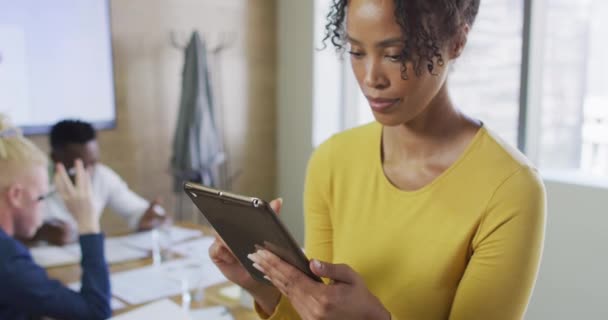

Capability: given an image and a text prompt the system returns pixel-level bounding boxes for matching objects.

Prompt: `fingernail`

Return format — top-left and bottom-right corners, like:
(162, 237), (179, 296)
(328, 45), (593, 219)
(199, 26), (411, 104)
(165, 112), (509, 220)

(264, 275), (271, 281)
(313, 259), (322, 270)
(277, 197), (283, 205)
(252, 263), (265, 272)
(247, 253), (259, 263)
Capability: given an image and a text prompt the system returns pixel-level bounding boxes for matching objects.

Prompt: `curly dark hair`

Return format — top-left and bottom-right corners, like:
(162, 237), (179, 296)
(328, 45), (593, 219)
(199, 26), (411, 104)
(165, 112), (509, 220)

(50, 119), (96, 150)
(323, 0), (481, 79)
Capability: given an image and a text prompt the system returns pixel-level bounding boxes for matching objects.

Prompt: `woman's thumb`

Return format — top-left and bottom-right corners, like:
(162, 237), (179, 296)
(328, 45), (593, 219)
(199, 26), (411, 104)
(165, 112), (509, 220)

(270, 197), (283, 215)
(310, 259), (357, 284)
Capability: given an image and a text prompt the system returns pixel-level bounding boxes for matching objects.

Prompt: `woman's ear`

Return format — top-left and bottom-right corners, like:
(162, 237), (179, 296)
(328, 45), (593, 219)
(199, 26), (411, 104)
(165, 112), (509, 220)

(450, 23), (470, 59)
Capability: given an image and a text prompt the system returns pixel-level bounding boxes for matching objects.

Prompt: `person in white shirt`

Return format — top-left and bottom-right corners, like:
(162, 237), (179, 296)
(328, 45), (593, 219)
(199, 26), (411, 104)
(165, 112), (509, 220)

(33, 120), (167, 245)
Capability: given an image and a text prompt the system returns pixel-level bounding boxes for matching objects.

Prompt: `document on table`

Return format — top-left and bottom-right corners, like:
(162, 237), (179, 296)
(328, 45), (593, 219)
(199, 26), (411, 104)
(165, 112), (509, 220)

(218, 284), (241, 300)
(190, 306), (234, 320)
(67, 282), (128, 311)
(30, 245), (79, 268)
(31, 226), (201, 268)
(111, 297), (127, 311)
(120, 226), (203, 251)
(111, 258), (227, 305)
(169, 236), (215, 258)
(109, 299), (190, 320)
(63, 238), (149, 264)
(109, 300), (235, 320)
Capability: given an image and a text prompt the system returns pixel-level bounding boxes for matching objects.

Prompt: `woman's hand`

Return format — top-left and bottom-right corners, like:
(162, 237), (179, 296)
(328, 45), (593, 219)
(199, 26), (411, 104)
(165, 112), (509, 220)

(54, 159), (99, 234)
(209, 198), (283, 313)
(248, 250), (391, 320)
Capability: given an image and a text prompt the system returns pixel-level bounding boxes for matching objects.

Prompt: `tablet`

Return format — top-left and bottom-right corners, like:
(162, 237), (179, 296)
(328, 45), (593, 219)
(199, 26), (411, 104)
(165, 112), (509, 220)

(183, 182), (322, 285)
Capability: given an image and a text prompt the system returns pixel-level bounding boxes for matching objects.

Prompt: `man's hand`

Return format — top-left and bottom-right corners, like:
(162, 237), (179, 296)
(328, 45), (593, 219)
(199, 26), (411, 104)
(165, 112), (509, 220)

(55, 159), (99, 235)
(34, 219), (75, 245)
(137, 197), (169, 231)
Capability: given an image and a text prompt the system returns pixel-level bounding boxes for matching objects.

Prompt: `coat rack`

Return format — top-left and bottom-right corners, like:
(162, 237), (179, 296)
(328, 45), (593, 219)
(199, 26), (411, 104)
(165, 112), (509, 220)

(168, 29), (239, 222)
(169, 30), (236, 54)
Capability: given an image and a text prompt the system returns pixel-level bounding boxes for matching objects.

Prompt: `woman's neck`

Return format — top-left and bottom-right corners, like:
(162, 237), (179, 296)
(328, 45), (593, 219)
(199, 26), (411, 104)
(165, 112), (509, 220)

(382, 83), (473, 160)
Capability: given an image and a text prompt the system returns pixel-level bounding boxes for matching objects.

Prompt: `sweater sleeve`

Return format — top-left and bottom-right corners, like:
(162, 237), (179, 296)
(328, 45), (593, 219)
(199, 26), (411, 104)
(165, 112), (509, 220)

(0, 234), (111, 320)
(449, 166), (546, 320)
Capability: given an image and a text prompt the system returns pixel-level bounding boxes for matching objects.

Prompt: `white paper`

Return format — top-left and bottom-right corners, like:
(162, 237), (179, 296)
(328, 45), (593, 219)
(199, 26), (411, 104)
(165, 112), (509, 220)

(218, 285), (241, 301)
(29, 245), (79, 268)
(31, 234), (151, 268)
(63, 238), (149, 264)
(169, 237), (215, 258)
(120, 226), (203, 251)
(111, 258), (227, 305)
(109, 299), (190, 320)
(67, 282), (128, 311)
(111, 297), (127, 311)
(190, 306), (234, 320)
(67, 282), (79, 291)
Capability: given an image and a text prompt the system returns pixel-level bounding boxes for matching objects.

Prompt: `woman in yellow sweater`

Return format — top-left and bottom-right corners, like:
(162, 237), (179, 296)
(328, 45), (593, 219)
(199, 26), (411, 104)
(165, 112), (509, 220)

(210, 0), (546, 319)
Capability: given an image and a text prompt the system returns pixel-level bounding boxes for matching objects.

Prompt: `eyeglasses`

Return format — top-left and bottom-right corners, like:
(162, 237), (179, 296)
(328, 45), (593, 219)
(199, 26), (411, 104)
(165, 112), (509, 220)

(36, 189), (56, 202)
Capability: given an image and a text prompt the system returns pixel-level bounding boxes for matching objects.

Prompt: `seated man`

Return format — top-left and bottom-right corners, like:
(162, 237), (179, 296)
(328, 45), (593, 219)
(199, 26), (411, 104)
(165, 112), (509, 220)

(0, 115), (111, 319)
(35, 119), (167, 245)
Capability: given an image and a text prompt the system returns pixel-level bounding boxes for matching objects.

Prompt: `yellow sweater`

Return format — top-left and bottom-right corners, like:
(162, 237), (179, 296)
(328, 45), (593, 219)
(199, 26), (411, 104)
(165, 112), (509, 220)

(261, 122), (546, 320)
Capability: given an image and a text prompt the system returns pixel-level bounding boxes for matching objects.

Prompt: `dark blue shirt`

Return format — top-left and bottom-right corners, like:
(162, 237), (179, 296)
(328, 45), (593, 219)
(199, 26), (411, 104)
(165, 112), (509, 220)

(0, 228), (111, 320)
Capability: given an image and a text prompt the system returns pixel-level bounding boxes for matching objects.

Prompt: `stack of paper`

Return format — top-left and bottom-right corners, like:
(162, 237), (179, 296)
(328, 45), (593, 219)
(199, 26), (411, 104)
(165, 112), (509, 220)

(108, 299), (236, 320)
(63, 238), (149, 264)
(67, 282), (128, 311)
(30, 245), (79, 268)
(109, 299), (189, 320)
(30, 226), (203, 268)
(111, 258), (227, 305)
(169, 237), (215, 258)
(120, 226), (203, 251)
(190, 306), (234, 320)
(218, 285), (241, 300)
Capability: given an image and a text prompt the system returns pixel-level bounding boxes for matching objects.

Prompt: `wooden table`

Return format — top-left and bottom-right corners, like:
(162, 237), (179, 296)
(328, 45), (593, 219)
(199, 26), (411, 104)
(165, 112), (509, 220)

(45, 222), (258, 319)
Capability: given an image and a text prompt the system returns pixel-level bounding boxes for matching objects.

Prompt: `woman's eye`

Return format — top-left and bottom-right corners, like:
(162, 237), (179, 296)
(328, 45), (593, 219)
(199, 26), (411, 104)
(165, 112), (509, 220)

(348, 51), (364, 58)
(386, 55), (401, 63)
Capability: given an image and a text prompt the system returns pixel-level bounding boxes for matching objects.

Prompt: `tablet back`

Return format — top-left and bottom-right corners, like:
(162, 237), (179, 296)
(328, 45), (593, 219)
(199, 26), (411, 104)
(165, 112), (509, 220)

(183, 182), (321, 284)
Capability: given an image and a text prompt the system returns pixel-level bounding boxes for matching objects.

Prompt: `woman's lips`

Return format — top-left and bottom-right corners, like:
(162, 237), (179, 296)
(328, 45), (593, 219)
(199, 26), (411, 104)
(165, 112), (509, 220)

(366, 96), (400, 113)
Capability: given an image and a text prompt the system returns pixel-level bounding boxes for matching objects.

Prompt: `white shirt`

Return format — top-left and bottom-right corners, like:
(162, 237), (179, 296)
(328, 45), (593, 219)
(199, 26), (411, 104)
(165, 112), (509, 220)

(45, 163), (150, 232)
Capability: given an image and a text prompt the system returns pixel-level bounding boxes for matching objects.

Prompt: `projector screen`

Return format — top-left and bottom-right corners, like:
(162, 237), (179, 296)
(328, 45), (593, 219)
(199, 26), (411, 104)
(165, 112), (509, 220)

(0, 0), (116, 134)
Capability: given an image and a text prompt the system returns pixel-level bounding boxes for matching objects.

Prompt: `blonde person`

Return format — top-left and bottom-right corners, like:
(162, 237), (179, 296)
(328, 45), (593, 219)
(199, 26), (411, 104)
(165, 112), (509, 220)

(209, 0), (546, 319)
(0, 115), (111, 319)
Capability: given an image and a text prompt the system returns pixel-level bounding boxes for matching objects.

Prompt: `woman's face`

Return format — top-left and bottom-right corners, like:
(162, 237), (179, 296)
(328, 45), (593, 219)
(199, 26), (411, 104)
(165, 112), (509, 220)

(13, 166), (49, 238)
(346, 0), (451, 126)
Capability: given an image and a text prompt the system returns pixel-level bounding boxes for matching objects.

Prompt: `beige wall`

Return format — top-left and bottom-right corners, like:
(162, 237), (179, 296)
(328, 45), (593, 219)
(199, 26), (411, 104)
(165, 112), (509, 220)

(527, 179), (608, 319)
(31, 0), (277, 234)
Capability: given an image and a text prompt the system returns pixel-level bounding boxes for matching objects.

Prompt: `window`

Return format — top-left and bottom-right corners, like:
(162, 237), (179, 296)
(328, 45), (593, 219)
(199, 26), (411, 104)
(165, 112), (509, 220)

(312, 0), (343, 147)
(536, 0), (608, 177)
(449, 0), (523, 147)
